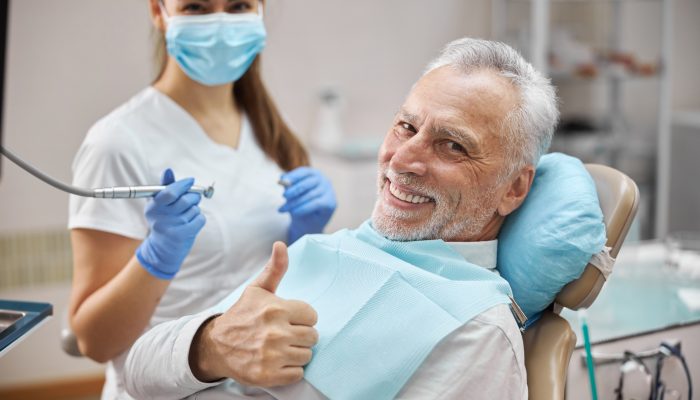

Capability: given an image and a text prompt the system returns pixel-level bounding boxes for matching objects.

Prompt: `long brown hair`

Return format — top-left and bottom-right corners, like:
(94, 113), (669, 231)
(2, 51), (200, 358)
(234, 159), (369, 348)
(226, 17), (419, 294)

(153, 35), (309, 171)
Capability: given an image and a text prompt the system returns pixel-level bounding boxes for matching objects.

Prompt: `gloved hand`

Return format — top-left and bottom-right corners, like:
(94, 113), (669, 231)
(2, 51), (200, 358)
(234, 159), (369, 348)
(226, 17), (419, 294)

(278, 167), (337, 244)
(136, 169), (206, 280)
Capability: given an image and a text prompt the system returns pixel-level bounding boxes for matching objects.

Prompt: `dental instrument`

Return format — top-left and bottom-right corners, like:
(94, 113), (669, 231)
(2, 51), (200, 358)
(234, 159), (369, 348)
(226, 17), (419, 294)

(0, 145), (214, 199)
(277, 178), (291, 188)
(579, 309), (599, 400)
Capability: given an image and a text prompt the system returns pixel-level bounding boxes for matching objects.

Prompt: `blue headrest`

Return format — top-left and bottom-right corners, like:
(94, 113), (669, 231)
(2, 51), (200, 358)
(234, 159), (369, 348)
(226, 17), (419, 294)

(498, 153), (606, 328)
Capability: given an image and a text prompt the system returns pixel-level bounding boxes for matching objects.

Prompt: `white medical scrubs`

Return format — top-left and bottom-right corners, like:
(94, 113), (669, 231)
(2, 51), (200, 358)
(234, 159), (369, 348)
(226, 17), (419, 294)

(123, 240), (528, 400)
(68, 87), (290, 400)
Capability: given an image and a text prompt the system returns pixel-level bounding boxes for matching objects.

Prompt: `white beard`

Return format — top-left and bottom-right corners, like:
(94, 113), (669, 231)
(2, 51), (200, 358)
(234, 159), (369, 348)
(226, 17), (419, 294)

(371, 169), (498, 241)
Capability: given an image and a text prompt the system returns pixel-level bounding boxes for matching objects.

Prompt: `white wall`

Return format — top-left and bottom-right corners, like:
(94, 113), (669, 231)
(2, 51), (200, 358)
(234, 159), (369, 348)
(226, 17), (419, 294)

(261, 0), (492, 141)
(670, 0), (700, 111)
(0, 0), (153, 233)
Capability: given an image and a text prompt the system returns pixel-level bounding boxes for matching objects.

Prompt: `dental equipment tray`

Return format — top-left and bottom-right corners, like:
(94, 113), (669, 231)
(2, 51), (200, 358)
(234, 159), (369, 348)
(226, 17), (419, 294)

(0, 300), (52, 357)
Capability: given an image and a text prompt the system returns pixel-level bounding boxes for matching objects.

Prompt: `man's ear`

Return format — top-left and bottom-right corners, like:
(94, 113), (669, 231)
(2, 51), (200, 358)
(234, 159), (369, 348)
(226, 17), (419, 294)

(497, 165), (535, 217)
(149, 0), (167, 32)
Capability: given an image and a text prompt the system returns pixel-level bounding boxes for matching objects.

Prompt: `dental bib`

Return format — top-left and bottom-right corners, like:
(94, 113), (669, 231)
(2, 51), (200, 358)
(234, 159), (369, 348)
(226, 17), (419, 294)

(212, 221), (512, 400)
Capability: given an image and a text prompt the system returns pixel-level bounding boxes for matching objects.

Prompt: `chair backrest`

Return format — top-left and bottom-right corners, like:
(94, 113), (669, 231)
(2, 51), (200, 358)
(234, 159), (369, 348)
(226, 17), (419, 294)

(555, 164), (640, 310)
(523, 164), (639, 400)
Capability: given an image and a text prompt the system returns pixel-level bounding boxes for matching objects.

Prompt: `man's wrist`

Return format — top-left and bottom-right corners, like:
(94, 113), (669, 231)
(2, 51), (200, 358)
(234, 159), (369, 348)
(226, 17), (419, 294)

(189, 315), (224, 382)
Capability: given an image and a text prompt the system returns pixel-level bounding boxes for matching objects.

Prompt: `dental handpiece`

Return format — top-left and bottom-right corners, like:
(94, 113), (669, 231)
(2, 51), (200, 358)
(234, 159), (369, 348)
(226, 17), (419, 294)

(1, 145), (215, 199)
(94, 185), (215, 199)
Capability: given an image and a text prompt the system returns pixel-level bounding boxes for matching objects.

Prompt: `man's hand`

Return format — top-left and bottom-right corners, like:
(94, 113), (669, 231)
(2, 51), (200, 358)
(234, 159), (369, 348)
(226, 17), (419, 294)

(190, 242), (319, 387)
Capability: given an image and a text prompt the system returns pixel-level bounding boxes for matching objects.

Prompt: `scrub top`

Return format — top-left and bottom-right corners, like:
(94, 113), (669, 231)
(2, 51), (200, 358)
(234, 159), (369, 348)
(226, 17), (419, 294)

(68, 86), (290, 399)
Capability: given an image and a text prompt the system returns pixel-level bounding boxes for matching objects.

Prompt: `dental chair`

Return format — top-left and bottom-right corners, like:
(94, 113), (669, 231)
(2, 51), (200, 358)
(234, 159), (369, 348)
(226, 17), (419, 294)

(522, 164), (639, 400)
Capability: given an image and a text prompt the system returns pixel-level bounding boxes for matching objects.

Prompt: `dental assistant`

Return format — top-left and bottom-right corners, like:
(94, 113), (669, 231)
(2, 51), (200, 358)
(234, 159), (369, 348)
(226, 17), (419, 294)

(67, 1), (336, 398)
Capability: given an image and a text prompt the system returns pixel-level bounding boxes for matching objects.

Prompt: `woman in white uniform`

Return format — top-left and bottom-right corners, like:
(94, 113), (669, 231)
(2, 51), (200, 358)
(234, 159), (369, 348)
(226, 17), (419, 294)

(67, 1), (336, 398)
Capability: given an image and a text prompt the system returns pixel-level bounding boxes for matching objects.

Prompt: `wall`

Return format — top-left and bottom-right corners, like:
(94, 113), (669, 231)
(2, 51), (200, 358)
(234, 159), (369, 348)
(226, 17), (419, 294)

(0, 0), (153, 233)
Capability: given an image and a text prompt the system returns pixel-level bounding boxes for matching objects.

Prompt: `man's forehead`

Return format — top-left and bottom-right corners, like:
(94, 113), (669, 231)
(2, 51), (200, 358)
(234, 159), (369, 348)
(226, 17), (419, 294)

(407, 67), (519, 129)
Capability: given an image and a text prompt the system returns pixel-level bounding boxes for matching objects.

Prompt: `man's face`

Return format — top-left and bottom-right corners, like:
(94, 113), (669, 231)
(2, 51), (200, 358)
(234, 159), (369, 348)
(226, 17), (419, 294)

(371, 66), (520, 242)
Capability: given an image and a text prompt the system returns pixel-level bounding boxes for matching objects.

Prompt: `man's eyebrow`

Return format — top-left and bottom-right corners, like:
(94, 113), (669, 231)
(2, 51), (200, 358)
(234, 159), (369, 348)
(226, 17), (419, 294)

(397, 109), (420, 125)
(434, 125), (478, 149)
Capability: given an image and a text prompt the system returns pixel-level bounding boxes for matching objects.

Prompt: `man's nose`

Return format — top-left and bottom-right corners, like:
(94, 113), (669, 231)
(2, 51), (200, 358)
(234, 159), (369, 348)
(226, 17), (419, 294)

(389, 135), (429, 176)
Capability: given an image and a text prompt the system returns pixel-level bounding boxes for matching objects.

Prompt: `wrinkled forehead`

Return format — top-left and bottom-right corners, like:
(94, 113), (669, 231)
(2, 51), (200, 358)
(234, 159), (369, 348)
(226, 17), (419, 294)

(405, 66), (520, 140)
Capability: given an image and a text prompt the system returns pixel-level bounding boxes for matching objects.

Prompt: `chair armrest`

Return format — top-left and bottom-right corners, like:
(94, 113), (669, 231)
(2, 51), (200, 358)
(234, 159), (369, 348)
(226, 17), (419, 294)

(523, 311), (577, 400)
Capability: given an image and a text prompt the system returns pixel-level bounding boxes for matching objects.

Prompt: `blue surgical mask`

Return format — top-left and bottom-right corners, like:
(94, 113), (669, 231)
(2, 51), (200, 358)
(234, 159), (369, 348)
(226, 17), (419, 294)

(161, 6), (266, 86)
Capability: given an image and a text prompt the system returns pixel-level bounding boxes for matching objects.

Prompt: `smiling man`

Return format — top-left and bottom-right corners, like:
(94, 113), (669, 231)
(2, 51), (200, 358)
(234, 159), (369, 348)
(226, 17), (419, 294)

(123, 38), (558, 400)
(374, 65), (530, 243)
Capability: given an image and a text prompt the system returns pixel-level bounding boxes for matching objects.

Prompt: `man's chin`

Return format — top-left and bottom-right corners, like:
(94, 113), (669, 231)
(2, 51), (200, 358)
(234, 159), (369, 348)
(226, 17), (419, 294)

(370, 212), (439, 242)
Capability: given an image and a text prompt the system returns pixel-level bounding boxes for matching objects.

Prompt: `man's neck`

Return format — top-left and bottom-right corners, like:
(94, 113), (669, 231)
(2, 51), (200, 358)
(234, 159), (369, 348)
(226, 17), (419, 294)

(448, 215), (504, 242)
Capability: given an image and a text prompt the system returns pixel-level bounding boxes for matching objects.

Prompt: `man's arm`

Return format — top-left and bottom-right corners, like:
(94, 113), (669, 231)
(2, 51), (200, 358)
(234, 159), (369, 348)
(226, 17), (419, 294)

(397, 304), (527, 399)
(124, 242), (319, 399)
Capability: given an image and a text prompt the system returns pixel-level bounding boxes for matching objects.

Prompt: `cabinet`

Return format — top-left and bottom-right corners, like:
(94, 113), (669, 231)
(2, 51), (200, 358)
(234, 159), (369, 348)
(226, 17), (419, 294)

(491, 0), (673, 238)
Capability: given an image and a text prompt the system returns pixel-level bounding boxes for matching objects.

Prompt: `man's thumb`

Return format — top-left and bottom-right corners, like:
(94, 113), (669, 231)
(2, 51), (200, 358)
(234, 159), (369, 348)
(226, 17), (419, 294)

(250, 241), (289, 293)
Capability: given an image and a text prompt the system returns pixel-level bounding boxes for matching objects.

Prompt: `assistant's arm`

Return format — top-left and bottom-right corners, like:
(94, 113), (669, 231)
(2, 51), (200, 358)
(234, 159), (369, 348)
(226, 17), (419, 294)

(69, 173), (205, 362)
(69, 229), (170, 362)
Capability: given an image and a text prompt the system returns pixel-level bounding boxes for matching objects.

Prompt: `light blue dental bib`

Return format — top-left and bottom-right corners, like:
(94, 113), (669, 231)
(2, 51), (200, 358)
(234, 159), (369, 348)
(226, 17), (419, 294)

(213, 221), (513, 400)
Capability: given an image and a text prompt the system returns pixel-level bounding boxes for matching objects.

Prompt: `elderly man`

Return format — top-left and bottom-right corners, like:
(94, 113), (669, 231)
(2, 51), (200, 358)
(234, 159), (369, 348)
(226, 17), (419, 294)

(124, 37), (558, 399)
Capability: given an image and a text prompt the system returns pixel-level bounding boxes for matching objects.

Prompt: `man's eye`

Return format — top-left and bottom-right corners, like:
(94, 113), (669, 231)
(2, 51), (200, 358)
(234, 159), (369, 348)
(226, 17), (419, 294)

(447, 141), (468, 155)
(397, 122), (416, 134)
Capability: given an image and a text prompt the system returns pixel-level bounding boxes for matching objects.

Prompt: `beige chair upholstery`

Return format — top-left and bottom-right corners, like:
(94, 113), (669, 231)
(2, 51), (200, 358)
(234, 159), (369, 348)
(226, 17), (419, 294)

(523, 164), (639, 400)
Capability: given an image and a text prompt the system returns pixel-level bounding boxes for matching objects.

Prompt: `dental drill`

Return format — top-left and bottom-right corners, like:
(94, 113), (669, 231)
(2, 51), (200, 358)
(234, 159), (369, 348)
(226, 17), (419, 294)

(0, 145), (215, 199)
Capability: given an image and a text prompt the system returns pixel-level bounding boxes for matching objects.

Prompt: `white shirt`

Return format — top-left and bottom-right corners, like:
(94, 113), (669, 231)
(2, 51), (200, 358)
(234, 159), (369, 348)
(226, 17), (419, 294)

(123, 240), (528, 399)
(69, 87), (290, 399)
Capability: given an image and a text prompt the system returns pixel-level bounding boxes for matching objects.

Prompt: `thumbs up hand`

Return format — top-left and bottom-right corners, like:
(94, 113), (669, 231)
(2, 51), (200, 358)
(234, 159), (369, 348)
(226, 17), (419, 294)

(250, 241), (290, 293)
(190, 242), (319, 387)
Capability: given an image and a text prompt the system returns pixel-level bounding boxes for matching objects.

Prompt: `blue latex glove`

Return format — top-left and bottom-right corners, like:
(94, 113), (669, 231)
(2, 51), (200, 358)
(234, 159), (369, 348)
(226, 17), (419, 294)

(136, 169), (206, 280)
(279, 167), (337, 244)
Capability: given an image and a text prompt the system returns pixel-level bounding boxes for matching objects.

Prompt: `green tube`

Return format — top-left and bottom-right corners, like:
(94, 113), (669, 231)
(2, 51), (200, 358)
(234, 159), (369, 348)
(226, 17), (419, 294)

(579, 309), (598, 400)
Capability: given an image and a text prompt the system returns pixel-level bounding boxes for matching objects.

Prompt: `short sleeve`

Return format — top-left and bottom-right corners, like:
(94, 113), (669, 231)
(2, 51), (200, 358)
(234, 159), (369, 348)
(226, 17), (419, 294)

(68, 117), (152, 239)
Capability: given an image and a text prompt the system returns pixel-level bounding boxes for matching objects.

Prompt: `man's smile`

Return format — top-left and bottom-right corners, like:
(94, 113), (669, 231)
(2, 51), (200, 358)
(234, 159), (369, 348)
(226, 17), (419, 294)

(381, 177), (435, 212)
(388, 181), (432, 204)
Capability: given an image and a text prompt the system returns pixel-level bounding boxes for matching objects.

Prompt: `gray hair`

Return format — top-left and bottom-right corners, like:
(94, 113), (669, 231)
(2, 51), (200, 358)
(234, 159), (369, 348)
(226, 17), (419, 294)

(425, 38), (559, 177)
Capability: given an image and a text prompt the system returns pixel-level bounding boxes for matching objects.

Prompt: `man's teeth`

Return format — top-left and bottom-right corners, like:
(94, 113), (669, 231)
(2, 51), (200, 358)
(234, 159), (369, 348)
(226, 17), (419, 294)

(389, 182), (431, 204)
